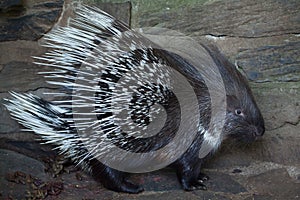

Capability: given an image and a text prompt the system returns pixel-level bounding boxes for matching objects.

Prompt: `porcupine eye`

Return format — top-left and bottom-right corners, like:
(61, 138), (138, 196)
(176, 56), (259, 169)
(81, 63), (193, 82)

(234, 109), (243, 116)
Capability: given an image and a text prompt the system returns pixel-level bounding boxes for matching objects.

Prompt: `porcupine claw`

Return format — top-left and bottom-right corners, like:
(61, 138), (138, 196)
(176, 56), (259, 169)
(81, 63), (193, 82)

(182, 173), (209, 191)
(198, 172), (209, 182)
(177, 169), (208, 191)
(183, 181), (207, 191)
(178, 172), (208, 191)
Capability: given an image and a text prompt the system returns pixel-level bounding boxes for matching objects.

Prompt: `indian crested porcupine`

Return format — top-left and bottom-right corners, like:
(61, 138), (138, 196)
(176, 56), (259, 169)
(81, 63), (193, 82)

(5, 4), (265, 193)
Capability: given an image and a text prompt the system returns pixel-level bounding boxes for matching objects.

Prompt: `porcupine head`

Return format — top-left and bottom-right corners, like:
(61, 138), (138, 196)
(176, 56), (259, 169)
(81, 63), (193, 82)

(5, 3), (265, 193)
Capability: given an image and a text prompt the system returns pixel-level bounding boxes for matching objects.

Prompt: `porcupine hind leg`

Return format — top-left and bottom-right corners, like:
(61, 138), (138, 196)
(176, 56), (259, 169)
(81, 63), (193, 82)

(89, 158), (144, 193)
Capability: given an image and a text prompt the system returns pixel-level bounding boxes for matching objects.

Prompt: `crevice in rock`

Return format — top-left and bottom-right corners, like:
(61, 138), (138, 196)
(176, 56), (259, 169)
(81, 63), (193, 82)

(268, 118), (300, 131)
(0, 86), (59, 95)
(202, 32), (300, 39)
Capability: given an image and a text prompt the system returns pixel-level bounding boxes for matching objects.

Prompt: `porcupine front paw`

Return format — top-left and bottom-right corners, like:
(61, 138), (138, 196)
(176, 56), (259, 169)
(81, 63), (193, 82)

(180, 178), (207, 191)
(182, 172), (209, 191)
(177, 169), (208, 191)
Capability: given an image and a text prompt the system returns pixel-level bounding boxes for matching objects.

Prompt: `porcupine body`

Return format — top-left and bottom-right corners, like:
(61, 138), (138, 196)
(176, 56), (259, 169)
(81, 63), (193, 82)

(5, 5), (265, 193)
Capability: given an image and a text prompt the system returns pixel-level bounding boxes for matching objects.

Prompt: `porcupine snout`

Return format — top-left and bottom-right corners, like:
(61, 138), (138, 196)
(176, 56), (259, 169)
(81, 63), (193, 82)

(249, 124), (265, 140)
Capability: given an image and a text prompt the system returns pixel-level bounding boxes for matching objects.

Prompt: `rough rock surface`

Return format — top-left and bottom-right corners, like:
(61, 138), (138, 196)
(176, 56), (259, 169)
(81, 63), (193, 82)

(0, 0), (64, 41)
(0, 0), (299, 199)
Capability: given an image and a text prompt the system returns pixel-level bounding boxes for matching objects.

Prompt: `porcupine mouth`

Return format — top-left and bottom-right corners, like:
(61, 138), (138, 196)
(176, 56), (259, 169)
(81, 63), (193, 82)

(229, 129), (263, 144)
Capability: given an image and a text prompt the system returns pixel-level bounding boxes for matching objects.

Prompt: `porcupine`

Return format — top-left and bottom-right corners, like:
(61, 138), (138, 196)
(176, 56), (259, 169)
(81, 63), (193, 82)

(5, 5), (265, 193)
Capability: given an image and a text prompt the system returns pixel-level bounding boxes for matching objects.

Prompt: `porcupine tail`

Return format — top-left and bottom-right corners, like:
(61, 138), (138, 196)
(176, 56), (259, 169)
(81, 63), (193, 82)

(5, 92), (144, 193)
(4, 92), (86, 161)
